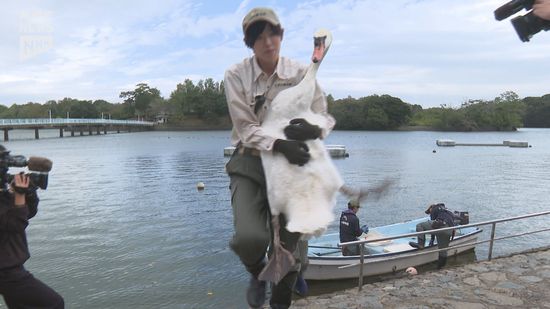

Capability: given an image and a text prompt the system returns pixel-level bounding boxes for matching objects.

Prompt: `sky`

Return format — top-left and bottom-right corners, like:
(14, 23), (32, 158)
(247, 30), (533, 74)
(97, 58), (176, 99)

(0, 0), (549, 108)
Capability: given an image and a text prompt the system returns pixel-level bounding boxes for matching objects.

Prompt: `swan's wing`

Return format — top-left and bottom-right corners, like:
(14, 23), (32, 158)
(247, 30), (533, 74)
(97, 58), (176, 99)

(340, 178), (396, 203)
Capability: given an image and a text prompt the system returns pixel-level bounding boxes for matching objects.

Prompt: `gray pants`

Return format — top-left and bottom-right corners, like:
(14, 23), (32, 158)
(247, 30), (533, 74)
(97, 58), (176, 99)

(342, 244), (360, 256)
(294, 239), (309, 275)
(226, 152), (300, 307)
(416, 220), (452, 258)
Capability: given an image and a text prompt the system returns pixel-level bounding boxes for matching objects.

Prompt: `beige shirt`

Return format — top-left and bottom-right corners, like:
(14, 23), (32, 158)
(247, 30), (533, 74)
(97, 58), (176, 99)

(224, 56), (335, 151)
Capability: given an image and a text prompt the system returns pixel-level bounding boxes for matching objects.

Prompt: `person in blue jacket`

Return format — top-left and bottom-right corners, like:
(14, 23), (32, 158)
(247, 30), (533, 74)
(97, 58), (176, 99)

(339, 200), (368, 256)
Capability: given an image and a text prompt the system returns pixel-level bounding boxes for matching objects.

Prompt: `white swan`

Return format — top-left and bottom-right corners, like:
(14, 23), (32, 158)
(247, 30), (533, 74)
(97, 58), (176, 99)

(258, 29), (339, 284)
(257, 29), (394, 283)
(260, 28), (339, 238)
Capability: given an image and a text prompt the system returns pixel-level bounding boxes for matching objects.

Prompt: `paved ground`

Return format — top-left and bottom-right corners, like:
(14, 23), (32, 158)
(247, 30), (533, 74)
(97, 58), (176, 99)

(290, 247), (550, 309)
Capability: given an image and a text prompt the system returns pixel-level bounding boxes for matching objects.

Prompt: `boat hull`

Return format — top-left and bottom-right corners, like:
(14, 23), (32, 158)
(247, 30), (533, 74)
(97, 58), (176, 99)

(304, 217), (481, 280)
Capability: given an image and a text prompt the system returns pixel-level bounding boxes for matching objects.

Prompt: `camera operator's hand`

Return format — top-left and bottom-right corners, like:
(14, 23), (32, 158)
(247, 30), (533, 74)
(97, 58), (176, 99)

(534, 0), (550, 20)
(10, 173), (29, 207)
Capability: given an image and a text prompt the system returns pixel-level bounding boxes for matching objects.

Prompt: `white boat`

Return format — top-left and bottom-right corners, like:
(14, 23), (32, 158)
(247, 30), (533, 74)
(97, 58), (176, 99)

(304, 217), (481, 280)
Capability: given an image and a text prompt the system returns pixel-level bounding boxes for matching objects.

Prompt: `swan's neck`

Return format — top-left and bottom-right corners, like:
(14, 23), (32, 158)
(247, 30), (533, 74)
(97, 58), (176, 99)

(304, 62), (320, 83)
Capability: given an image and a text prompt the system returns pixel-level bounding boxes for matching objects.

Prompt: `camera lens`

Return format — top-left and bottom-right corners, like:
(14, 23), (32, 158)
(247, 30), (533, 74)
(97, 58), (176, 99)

(512, 11), (550, 42)
(494, 0), (527, 21)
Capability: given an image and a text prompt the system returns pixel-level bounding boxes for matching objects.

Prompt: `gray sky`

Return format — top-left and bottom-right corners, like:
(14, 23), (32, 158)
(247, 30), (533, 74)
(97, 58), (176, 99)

(1, 0), (549, 108)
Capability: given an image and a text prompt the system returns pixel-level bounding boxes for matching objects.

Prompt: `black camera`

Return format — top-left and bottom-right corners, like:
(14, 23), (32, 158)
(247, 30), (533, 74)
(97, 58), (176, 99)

(0, 145), (52, 192)
(495, 0), (550, 42)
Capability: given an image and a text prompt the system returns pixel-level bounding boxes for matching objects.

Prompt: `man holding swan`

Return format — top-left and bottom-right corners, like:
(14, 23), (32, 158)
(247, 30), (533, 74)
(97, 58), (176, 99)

(224, 7), (335, 309)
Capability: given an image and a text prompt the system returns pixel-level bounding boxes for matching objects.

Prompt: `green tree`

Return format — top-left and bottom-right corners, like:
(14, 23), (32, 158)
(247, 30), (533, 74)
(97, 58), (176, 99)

(523, 94), (550, 127)
(490, 91), (524, 130)
(365, 106), (389, 129)
(52, 98), (95, 118)
(1, 103), (23, 118)
(169, 79), (200, 116)
(329, 96), (364, 129)
(120, 83), (162, 119)
(328, 94), (411, 130)
(168, 78), (227, 121)
(93, 99), (113, 118)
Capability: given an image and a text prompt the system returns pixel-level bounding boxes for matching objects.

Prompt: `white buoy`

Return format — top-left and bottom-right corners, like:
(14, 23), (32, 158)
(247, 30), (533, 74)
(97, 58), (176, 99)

(197, 182), (205, 190)
(405, 267), (417, 275)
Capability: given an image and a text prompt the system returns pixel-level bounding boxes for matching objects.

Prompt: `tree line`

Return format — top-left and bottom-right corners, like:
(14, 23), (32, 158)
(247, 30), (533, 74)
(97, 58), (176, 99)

(329, 90), (550, 131)
(1, 79), (549, 131)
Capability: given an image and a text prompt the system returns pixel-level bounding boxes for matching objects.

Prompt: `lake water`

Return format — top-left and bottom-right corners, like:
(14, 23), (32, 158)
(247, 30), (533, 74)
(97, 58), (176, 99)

(1, 129), (549, 308)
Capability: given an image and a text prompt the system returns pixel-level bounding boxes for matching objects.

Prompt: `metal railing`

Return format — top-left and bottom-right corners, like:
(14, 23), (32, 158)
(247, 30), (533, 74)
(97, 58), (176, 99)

(339, 210), (550, 290)
(0, 118), (155, 126)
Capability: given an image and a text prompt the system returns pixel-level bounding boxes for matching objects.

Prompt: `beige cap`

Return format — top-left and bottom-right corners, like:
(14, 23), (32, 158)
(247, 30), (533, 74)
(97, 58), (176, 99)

(348, 200), (360, 208)
(242, 7), (280, 34)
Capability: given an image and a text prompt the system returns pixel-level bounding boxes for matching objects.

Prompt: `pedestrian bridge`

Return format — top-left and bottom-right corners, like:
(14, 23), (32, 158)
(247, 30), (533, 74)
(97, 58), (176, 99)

(0, 118), (155, 141)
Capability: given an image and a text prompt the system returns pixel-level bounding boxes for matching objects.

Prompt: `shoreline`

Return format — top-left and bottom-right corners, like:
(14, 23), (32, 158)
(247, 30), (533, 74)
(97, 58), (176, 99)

(152, 125), (521, 132)
(290, 246), (550, 308)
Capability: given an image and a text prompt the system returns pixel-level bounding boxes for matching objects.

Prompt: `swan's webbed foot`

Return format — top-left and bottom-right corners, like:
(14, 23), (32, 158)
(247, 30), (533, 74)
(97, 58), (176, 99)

(258, 215), (296, 284)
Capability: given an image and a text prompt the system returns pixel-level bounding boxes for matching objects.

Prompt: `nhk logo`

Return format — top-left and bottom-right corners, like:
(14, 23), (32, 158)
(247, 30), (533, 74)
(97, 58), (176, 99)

(19, 9), (54, 61)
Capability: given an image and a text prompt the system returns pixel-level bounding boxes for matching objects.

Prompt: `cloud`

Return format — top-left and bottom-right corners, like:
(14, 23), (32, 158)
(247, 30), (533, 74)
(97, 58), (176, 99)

(0, 0), (548, 107)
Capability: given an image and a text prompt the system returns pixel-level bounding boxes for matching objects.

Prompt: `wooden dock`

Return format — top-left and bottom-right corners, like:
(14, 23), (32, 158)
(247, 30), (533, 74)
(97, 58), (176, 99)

(436, 139), (529, 148)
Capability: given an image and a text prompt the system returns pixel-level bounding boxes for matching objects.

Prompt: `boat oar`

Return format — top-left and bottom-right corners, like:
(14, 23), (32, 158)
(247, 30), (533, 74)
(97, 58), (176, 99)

(308, 245), (340, 249)
(313, 250), (343, 256)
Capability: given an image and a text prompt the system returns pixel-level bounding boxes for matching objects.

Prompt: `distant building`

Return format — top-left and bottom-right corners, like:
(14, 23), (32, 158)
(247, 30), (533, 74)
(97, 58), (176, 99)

(155, 112), (168, 124)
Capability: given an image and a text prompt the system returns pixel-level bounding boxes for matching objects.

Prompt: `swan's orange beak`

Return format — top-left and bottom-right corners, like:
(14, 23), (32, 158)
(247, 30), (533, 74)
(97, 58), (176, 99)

(312, 36), (326, 63)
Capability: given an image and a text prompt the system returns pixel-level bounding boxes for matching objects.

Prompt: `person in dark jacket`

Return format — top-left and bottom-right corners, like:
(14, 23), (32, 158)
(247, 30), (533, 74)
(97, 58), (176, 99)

(339, 200), (368, 256)
(0, 173), (64, 309)
(409, 203), (456, 268)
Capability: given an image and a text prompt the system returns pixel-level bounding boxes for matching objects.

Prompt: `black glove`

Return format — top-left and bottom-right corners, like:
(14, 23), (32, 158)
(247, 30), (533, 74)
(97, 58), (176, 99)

(273, 139), (310, 166)
(283, 118), (322, 141)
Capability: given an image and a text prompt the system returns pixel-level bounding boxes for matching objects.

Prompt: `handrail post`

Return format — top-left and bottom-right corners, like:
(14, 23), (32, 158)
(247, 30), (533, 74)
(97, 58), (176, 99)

(488, 222), (496, 260)
(358, 244), (365, 291)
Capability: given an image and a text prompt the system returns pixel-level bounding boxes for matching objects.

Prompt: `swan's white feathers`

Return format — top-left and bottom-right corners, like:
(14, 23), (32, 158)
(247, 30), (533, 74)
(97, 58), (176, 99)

(260, 29), (340, 237)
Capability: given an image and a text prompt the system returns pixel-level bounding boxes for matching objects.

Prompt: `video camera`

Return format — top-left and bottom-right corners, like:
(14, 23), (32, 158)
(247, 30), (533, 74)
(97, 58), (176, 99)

(0, 145), (52, 192)
(495, 0), (550, 42)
